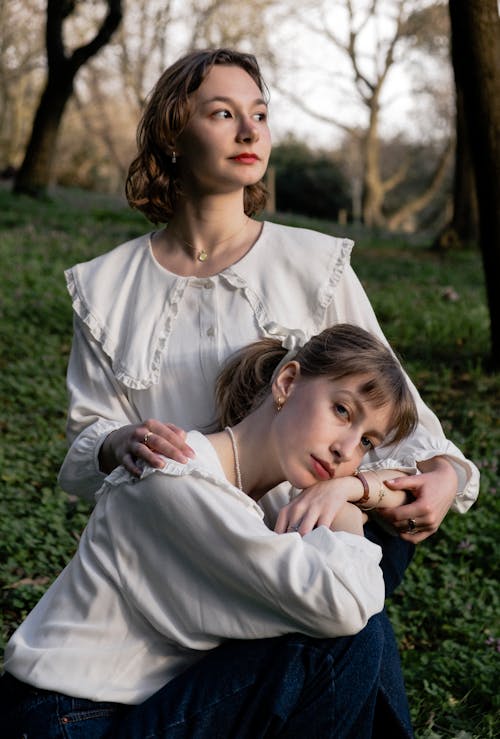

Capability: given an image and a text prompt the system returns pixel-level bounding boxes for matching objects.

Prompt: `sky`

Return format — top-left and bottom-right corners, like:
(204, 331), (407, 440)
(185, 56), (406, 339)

(263, 0), (453, 149)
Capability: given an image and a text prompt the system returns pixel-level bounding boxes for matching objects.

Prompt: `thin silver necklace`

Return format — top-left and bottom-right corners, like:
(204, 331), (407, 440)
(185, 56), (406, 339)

(224, 426), (242, 491)
(168, 218), (249, 262)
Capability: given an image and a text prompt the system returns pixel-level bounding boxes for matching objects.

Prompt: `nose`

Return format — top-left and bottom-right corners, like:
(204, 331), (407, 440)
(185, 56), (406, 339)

(330, 430), (360, 463)
(236, 115), (259, 143)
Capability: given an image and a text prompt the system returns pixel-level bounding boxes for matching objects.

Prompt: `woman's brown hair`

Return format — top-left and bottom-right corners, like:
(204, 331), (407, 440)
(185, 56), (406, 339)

(216, 324), (418, 446)
(125, 48), (269, 223)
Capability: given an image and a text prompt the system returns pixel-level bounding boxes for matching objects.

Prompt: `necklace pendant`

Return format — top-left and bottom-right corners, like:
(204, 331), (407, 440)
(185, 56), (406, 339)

(197, 250), (208, 262)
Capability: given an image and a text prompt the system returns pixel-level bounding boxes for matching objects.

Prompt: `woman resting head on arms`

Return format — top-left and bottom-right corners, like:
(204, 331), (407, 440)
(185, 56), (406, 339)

(58, 47), (478, 547)
(3, 324), (418, 738)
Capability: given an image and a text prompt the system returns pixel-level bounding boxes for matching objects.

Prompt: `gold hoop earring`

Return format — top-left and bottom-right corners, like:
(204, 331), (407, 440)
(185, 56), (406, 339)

(275, 396), (284, 412)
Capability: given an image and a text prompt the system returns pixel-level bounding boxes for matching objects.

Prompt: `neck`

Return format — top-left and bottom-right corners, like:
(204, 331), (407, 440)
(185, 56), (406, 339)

(210, 403), (284, 501)
(169, 192), (249, 253)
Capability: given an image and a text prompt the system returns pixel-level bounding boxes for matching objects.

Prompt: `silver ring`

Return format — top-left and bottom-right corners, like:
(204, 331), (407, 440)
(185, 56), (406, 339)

(288, 523), (300, 532)
(143, 431), (153, 448)
(406, 518), (417, 533)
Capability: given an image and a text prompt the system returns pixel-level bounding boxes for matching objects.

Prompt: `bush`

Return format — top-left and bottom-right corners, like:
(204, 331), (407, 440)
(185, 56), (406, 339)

(270, 138), (351, 221)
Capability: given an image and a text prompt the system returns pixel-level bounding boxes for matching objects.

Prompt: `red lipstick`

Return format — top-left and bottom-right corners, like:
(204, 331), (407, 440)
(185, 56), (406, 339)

(231, 153), (259, 163)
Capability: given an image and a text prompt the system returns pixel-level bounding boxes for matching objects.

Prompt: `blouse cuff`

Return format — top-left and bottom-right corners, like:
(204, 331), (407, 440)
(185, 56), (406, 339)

(58, 419), (124, 500)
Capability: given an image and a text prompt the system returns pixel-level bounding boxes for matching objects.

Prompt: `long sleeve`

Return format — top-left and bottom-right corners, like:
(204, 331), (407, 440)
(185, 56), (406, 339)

(109, 466), (385, 643)
(4, 444), (385, 704)
(327, 265), (479, 512)
(57, 317), (140, 500)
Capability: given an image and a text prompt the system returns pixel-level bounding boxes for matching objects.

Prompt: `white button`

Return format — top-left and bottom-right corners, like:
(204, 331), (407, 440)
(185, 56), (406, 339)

(204, 281), (214, 289)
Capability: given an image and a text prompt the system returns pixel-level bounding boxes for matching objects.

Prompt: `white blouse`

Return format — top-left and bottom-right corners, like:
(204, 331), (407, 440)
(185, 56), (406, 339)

(57, 221), (479, 510)
(5, 432), (385, 704)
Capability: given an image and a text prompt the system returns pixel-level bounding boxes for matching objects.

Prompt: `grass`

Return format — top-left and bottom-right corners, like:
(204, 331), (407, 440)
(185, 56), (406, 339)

(1, 187), (499, 738)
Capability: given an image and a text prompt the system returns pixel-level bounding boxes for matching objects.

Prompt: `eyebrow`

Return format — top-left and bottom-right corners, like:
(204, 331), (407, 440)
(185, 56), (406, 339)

(337, 388), (388, 443)
(201, 96), (268, 107)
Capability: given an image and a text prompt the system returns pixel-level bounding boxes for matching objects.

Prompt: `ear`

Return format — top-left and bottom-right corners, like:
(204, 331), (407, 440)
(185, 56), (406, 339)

(273, 361), (301, 401)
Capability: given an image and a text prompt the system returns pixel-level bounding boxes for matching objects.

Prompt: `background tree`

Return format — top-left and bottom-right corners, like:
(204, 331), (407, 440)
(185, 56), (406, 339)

(277, 0), (453, 229)
(0, 0), (45, 173)
(13, 0), (122, 197)
(448, 0), (500, 367)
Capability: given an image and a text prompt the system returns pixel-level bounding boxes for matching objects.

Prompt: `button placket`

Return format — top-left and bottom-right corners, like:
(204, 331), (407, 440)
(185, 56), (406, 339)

(199, 279), (217, 339)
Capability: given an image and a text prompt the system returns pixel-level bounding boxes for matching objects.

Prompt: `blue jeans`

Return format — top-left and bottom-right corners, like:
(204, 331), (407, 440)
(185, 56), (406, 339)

(1, 613), (410, 738)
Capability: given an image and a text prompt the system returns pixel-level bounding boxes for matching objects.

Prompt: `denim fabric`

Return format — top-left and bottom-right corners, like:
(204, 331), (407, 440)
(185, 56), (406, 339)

(0, 675), (119, 738)
(2, 522), (414, 739)
(2, 615), (400, 738)
(364, 520), (415, 597)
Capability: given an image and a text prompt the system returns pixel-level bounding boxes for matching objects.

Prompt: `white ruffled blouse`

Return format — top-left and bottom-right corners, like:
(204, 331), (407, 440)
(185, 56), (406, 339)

(5, 432), (385, 704)
(58, 221), (479, 511)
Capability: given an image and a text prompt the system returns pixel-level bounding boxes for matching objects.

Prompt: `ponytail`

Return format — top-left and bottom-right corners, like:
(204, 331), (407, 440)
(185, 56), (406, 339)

(215, 338), (287, 427)
(216, 324), (418, 446)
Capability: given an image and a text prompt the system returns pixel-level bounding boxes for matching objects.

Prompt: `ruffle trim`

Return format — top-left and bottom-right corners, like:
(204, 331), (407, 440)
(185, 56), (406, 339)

(222, 234), (354, 340)
(141, 279), (187, 391)
(65, 267), (118, 374)
(66, 228), (353, 390)
(315, 237), (354, 323)
(96, 455), (264, 518)
(66, 264), (188, 390)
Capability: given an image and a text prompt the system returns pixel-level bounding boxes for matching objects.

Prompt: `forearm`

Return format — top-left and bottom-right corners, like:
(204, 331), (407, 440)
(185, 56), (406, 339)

(331, 267), (480, 508)
(352, 469), (409, 512)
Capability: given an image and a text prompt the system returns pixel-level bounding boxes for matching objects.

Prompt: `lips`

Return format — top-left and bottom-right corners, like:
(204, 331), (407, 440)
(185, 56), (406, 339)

(231, 153), (259, 163)
(311, 455), (334, 481)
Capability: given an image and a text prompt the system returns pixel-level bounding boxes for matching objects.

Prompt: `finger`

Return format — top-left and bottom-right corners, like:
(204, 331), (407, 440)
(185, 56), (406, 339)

(141, 421), (195, 459)
(399, 529), (431, 544)
(275, 508), (292, 534)
(164, 423), (188, 439)
(380, 499), (425, 524)
(122, 453), (143, 478)
(132, 442), (167, 469)
(295, 510), (320, 535)
(384, 475), (420, 491)
(140, 432), (193, 464)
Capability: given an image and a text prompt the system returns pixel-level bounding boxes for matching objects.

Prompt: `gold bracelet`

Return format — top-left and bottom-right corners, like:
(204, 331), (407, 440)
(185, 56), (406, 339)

(360, 471), (386, 511)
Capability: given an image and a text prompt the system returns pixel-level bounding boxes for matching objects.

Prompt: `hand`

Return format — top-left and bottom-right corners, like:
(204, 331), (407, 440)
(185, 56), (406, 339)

(274, 477), (359, 536)
(99, 419), (195, 477)
(377, 457), (458, 543)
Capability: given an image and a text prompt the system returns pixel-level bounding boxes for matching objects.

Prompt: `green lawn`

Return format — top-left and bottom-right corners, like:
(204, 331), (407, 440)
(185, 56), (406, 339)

(1, 186), (498, 738)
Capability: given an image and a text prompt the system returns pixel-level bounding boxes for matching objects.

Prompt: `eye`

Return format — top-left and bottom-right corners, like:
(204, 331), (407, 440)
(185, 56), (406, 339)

(212, 109), (232, 119)
(360, 436), (375, 450)
(253, 111), (267, 122)
(334, 403), (349, 419)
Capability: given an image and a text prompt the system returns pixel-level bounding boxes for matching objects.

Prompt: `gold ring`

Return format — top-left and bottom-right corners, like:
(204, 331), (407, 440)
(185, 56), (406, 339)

(143, 431), (153, 447)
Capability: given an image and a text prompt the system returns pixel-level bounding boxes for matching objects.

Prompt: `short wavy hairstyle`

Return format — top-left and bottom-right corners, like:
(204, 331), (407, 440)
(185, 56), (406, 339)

(125, 48), (270, 224)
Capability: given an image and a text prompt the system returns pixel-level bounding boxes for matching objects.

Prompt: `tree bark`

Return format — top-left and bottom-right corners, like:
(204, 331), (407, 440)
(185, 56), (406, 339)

(448, 0), (500, 366)
(14, 0), (122, 197)
(434, 22), (479, 249)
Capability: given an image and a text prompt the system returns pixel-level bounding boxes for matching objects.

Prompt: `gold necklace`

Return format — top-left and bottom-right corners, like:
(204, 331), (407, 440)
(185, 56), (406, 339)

(168, 218), (249, 262)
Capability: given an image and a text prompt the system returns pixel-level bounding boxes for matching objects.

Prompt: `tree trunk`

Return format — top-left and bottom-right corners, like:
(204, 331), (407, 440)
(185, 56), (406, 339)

(386, 140), (453, 232)
(14, 72), (74, 196)
(14, 0), (122, 198)
(448, 0), (500, 367)
(362, 103), (385, 228)
(434, 26), (479, 249)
